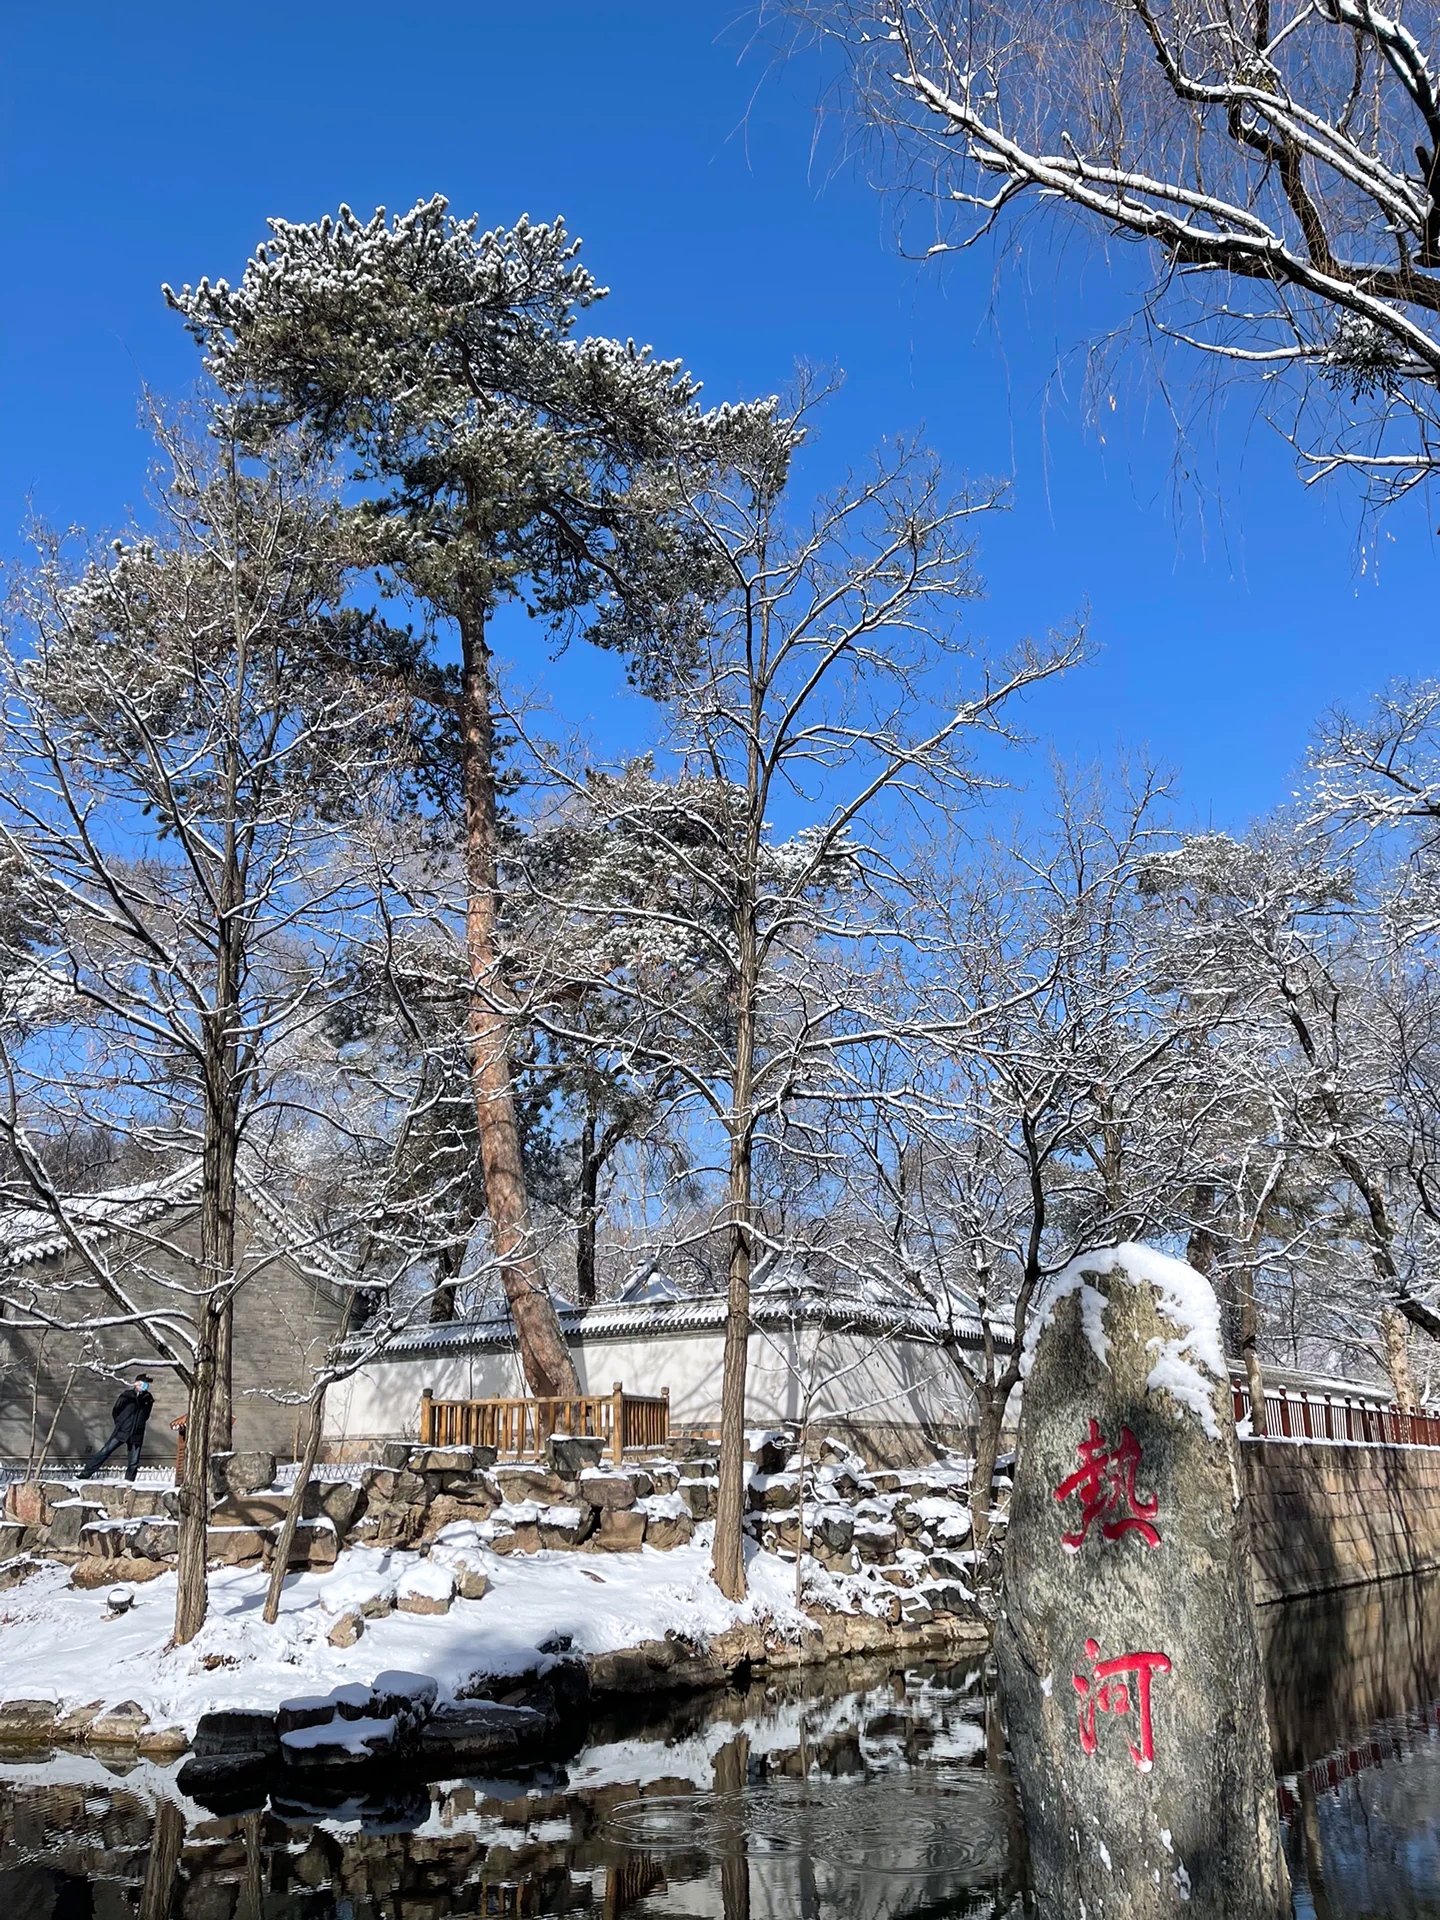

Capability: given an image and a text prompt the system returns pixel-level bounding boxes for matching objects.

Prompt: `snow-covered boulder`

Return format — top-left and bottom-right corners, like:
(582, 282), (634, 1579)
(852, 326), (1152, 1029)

(536, 1505), (595, 1549)
(395, 1559), (455, 1616)
(1000, 1243), (1288, 1920)
(578, 1468), (637, 1511)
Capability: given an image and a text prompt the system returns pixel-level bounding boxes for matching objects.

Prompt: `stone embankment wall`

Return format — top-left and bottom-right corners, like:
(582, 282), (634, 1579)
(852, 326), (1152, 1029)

(1244, 1439), (1440, 1603)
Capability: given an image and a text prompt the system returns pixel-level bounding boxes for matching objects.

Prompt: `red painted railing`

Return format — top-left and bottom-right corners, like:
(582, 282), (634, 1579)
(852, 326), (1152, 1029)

(1232, 1383), (1440, 1448)
(1275, 1700), (1440, 1819)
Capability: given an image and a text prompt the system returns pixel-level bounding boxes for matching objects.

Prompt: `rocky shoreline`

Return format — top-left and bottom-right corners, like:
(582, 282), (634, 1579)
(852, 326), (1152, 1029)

(0, 1653), (1014, 1916)
(0, 1609), (988, 1806)
(0, 1428), (993, 1800)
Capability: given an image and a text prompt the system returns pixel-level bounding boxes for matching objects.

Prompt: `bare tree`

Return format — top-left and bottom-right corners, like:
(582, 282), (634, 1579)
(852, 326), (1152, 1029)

(744, 1282), (924, 1606)
(791, 0), (1440, 501)
(0, 414), (425, 1642)
(522, 394), (1080, 1597)
(839, 766), (1205, 1553)
(1146, 820), (1440, 1401)
(1310, 677), (1440, 843)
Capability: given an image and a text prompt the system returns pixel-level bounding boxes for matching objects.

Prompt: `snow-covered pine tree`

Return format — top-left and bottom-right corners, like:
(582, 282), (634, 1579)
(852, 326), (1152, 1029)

(323, 851), (582, 1326)
(166, 199), (780, 1398)
(514, 760), (747, 1304)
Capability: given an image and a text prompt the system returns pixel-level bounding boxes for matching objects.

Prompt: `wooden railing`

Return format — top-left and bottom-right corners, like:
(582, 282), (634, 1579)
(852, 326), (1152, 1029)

(419, 1381), (669, 1465)
(1232, 1382), (1440, 1449)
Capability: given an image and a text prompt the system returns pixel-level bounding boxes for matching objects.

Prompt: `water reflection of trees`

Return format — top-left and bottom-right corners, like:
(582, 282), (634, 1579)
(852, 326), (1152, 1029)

(1266, 1571), (1440, 1919)
(0, 1658), (1026, 1920)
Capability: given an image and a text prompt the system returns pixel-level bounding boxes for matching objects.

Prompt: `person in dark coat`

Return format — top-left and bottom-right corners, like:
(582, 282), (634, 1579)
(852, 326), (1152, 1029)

(82, 1374), (155, 1480)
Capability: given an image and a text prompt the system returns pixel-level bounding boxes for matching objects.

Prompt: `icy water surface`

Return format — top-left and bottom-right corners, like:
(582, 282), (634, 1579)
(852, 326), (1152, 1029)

(2, 1574), (1438, 1918)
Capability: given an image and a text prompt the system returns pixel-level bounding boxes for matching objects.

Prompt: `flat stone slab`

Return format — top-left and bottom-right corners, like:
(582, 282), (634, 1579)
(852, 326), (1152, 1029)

(577, 1470), (637, 1511)
(192, 1709), (282, 1760)
(0, 1699), (58, 1740)
(280, 1713), (399, 1767)
(418, 1701), (552, 1764)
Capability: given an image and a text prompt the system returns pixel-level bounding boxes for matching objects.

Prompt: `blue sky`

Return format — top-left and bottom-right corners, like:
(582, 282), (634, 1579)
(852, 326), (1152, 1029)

(2, 1), (1435, 833)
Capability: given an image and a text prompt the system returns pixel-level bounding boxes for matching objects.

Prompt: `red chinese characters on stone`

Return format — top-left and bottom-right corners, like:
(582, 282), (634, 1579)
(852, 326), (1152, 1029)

(1072, 1638), (1172, 1772)
(1053, 1417), (1161, 1552)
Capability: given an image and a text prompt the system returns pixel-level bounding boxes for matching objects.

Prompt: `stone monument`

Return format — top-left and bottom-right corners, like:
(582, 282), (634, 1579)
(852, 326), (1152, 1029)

(996, 1244), (1290, 1918)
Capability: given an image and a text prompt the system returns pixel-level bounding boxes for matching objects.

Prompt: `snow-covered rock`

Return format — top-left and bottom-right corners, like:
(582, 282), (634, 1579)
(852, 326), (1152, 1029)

(395, 1560), (455, 1616)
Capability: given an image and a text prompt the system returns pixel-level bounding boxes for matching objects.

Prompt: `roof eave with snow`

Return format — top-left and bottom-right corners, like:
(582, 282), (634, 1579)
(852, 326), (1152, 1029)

(351, 1293), (1011, 1360)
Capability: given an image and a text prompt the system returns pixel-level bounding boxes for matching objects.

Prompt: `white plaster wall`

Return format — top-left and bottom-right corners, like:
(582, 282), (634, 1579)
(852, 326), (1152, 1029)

(324, 1325), (975, 1444)
(747, 1324), (972, 1430)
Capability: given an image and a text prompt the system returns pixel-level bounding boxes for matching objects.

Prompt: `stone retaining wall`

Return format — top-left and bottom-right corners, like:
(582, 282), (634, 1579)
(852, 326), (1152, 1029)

(0, 1432), (983, 1636)
(1243, 1438), (1440, 1603)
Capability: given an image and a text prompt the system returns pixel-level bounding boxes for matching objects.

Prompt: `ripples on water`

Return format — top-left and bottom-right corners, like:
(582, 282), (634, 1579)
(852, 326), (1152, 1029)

(2, 1575), (1438, 1918)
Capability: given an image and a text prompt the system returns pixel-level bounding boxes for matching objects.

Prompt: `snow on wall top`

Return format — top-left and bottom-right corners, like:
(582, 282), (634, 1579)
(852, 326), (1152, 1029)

(1021, 1242), (1228, 1440)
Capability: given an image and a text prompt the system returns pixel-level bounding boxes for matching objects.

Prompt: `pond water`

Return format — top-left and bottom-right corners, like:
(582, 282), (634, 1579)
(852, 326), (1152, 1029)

(2, 1572), (1437, 1918)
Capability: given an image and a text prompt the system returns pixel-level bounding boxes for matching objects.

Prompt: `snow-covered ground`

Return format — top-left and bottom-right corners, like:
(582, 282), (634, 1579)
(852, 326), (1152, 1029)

(0, 1526), (855, 1737)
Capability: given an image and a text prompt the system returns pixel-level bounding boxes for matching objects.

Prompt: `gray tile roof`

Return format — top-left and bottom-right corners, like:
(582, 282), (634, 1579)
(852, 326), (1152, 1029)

(0, 1158), (348, 1290)
(0, 1163), (204, 1269)
(364, 1286), (1010, 1358)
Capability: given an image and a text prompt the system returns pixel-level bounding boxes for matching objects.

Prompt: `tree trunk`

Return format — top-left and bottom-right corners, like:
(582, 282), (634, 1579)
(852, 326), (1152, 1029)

(713, 1732), (752, 1920)
(429, 1241), (462, 1323)
(263, 1385), (327, 1625)
(139, 1797), (185, 1920)
(33, 1363), (77, 1479)
(213, 1295), (233, 1451)
(963, 1249), (1012, 1562)
(24, 1335), (45, 1479)
(577, 1095), (599, 1306)
(458, 607), (578, 1397)
(970, 1385), (1006, 1554)
(172, 1297), (219, 1645)
(1187, 1197), (1242, 1354)
(793, 1411), (811, 1608)
(240, 1810), (265, 1920)
(176, 1007), (240, 1644)
(1186, 1187), (1219, 1291)
(203, 1127), (237, 1456)
(264, 1292), (355, 1624)
(713, 1096), (755, 1600)
(262, 1265), (367, 1628)
(1394, 1289), (1440, 1342)
(1240, 1265), (1268, 1437)
(207, 737), (242, 1456)
(1382, 1304), (1418, 1413)
(714, 753), (763, 1606)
